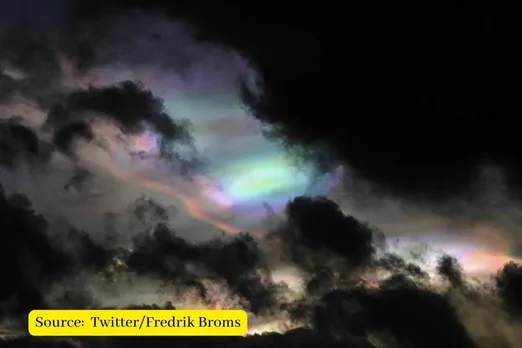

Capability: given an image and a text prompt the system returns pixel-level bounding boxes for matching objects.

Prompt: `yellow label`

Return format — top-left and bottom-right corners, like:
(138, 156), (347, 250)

(28, 310), (248, 336)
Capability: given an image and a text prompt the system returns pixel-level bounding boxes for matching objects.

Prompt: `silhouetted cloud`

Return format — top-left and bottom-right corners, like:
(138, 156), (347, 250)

(0, 118), (49, 168)
(46, 81), (193, 153)
(496, 262), (522, 316)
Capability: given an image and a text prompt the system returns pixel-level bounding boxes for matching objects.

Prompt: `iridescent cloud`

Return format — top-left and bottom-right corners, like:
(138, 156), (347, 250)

(82, 56), (338, 233)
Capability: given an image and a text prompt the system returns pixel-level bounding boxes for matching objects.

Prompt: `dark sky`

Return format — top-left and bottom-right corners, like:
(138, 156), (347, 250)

(2, 1), (522, 348)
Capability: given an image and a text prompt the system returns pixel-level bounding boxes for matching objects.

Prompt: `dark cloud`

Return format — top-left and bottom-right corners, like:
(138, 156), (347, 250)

(267, 196), (378, 297)
(353, 277), (477, 348)
(284, 196), (376, 267)
(311, 280), (479, 348)
(496, 261), (522, 316)
(52, 120), (94, 155)
(47, 81), (188, 141)
(437, 255), (465, 288)
(0, 118), (50, 168)
(0, 185), (66, 316)
(46, 81), (193, 156)
(237, 5), (522, 203)
(375, 253), (429, 281)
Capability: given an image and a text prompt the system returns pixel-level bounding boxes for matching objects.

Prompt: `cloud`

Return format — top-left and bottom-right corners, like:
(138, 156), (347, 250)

(0, 183), (481, 347)
(2, 2), (522, 348)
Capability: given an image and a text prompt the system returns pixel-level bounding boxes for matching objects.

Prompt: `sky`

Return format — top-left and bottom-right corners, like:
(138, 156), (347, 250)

(93, 56), (338, 233)
(3, 3), (522, 348)
(0, 9), (519, 277)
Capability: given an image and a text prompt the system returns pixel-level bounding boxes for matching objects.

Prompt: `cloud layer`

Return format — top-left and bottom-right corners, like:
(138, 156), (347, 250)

(2, 2), (522, 348)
